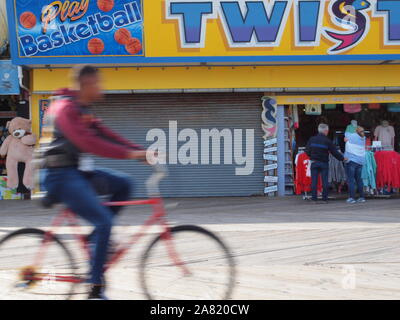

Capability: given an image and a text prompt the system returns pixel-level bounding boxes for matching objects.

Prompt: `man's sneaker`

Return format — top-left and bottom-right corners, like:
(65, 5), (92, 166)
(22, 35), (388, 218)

(357, 198), (366, 203)
(346, 198), (356, 204)
(88, 284), (108, 300)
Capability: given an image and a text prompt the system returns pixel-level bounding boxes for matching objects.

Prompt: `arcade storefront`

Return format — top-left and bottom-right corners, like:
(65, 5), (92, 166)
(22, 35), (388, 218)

(5, 0), (400, 198)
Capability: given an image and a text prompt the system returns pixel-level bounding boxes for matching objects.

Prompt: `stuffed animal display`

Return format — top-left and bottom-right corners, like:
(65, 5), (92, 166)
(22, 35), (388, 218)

(0, 117), (36, 189)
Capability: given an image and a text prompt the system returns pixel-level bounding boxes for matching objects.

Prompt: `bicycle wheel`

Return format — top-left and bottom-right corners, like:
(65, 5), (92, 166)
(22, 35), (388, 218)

(140, 225), (236, 300)
(0, 228), (79, 300)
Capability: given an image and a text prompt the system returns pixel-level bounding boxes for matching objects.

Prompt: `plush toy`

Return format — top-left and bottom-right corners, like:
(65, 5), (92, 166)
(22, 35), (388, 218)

(0, 117), (36, 189)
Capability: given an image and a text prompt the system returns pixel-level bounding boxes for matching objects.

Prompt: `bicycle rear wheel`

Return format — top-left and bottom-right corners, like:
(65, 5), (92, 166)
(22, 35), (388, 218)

(0, 228), (79, 300)
(140, 225), (236, 300)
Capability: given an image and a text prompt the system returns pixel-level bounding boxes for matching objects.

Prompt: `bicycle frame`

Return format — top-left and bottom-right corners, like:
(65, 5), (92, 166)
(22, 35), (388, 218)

(31, 196), (189, 285)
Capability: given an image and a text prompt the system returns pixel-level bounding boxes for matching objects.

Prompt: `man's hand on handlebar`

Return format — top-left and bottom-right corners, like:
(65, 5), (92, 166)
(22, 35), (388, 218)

(128, 150), (148, 161)
(128, 150), (159, 165)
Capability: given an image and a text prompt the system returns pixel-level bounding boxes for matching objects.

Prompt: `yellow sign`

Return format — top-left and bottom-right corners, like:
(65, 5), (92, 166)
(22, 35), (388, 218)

(144, 0), (400, 61)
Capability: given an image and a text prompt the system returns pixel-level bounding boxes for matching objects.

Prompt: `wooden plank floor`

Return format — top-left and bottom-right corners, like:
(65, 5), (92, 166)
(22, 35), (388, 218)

(1, 196), (400, 299)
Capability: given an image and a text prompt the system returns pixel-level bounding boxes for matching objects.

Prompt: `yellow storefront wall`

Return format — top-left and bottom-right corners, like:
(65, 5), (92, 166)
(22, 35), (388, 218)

(31, 64), (400, 138)
(32, 65), (400, 92)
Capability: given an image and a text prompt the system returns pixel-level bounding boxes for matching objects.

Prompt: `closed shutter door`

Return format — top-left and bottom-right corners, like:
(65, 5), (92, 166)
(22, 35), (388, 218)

(93, 92), (264, 198)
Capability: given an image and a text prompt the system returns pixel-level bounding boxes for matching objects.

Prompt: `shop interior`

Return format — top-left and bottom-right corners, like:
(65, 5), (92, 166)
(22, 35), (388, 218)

(286, 102), (400, 198)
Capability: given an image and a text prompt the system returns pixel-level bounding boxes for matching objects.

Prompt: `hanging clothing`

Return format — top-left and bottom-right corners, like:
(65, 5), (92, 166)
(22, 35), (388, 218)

(344, 104), (362, 113)
(374, 125), (395, 149)
(295, 152), (322, 195)
(368, 103), (380, 110)
(292, 105), (299, 129)
(328, 152), (347, 183)
(305, 104), (322, 115)
(374, 151), (400, 190)
(361, 151), (376, 189)
(345, 124), (357, 134)
(387, 103), (400, 112)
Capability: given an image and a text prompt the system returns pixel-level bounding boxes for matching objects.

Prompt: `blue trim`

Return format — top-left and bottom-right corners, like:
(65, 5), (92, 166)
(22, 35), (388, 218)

(310, 143), (329, 149)
(8, 54), (400, 66)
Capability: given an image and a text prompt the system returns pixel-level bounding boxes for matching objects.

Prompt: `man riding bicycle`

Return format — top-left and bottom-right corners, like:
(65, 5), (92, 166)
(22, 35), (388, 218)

(39, 65), (150, 299)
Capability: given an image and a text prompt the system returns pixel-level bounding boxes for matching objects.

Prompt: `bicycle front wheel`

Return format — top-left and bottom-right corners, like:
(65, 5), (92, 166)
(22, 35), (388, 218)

(140, 225), (236, 300)
(0, 228), (78, 300)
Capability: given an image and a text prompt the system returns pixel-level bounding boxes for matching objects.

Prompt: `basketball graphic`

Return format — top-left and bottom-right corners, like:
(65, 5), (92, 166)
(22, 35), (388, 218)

(125, 38), (142, 55)
(97, 0), (114, 12)
(19, 12), (36, 29)
(114, 28), (132, 45)
(88, 38), (104, 54)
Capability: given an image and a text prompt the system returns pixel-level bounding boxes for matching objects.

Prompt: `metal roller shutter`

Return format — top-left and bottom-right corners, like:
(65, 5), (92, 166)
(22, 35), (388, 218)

(92, 92), (264, 198)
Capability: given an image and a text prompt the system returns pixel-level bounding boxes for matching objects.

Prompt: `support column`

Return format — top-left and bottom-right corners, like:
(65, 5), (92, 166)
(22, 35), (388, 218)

(277, 105), (285, 197)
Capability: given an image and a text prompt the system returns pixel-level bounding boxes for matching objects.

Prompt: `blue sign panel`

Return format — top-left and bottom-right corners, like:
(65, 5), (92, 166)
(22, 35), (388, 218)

(0, 60), (20, 95)
(7, 0), (143, 64)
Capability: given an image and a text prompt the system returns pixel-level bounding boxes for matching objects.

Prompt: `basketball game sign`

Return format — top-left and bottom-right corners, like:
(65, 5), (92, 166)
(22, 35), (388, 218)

(7, 0), (143, 61)
(6, 0), (400, 64)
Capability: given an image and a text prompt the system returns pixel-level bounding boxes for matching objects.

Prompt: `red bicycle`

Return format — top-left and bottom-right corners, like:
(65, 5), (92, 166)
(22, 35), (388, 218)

(0, 165), (236, 300)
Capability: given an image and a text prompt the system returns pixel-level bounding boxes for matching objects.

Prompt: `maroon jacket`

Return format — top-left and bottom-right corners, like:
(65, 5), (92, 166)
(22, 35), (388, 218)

(42, 88), (143, 167)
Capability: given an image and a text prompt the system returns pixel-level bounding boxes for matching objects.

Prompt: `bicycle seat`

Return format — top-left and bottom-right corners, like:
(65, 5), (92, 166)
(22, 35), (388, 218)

(32, 192), (61, 209)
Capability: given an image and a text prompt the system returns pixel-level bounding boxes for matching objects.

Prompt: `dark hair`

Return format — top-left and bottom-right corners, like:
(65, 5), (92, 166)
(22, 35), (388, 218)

(72, 65), (98, 83)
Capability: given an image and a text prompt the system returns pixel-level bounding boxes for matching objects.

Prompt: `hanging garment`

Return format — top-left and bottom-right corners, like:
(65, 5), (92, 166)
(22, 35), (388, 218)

(345, 124), (357, 134)
(295, 152), (322, 195)
(368, 103), (381, 110)
(366, 137), (372, 148)
(344, 104), (362, 113)
(324, 104), (336, 110)
(292, 105), (299, 129)
(328, 152), (347, 183)
(374, 125), (395, 149)
(361, 151), (377, 189)
(374, 151), (400, 191)
(387, 103), (400, 112)
(305, 104), (322, 115)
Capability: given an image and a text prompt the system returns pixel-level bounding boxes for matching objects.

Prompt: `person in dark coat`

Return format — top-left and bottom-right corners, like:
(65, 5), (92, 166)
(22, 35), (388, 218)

(305, 124), (347, 203)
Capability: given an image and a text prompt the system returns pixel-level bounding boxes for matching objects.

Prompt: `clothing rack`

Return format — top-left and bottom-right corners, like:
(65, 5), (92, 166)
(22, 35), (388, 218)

(364, 148), (397, 198)
(366, 146), (394, 152)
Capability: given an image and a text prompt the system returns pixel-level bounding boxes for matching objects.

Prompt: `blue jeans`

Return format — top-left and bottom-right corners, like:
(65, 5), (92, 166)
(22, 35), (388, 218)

(346, 161), (364, 199)
(311, 161), (329, 201)
(42, 167), (132, 285)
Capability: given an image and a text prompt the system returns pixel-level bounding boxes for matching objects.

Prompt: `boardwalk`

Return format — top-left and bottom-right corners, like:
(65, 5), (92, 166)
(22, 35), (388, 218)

(0, 196), (400, 299)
